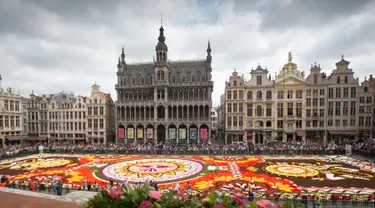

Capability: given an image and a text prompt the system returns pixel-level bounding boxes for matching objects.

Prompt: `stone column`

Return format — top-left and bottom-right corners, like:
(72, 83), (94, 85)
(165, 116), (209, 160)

(293, 133), (296, 142)
(252, 131), (255, 145)
(208, 127), (211, 144)
(144, 128), (146, 144)
(197, 127), (200, 144)
(125, 127), (128, 144)
(283, 133), (287, 142)
(165, 127), (169, 141)
(176, 128), (179, 144)
(154, 128), (158, 144)
(225, 132), (228, 144)
(115, 128), (118, 144)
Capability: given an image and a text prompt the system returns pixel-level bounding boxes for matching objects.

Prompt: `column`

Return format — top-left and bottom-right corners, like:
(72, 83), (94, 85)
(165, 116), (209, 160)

(283, 133), (287, 142)
(187, 127), (190, 144)
(292, 133), (296, 142)
(165, 105), (168, 121)
(143, 128), (146, 143)
(208, 127), (211, 144)
(165, 128), (169, 141)
(115, 127), (118, 144)
(252, 131), (255, 145)
(197, 127), (200, 144)
(225, 132), (227, 144)
(198, 106), (200, 121)
(154, 107), (157, 121)
(154, 128), (158, 144)
(176, 128), (179, 144)
(125, 127), (128, 143)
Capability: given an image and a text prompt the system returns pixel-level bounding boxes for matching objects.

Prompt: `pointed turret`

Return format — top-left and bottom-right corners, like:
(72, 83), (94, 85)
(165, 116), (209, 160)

(206, 40), (212, 63)
(121, 46), (125, 63)
(155, 25), (168, 64)
(117, 57), (121, 69)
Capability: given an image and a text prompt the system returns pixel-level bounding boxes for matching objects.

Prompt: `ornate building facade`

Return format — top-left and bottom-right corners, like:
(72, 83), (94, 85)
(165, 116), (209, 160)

(224, 53), (373, 145)
(0, 75), (23, 146)
(86, 83), (115, 143)
(115, 25), (213, 144)
(26, 91), (87, 142)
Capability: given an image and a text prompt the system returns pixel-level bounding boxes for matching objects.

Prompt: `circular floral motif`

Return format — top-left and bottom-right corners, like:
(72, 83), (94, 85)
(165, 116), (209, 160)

(8, 158), (71, 170)
(101, 158), (204, 182)
(265, 164), (319, 178)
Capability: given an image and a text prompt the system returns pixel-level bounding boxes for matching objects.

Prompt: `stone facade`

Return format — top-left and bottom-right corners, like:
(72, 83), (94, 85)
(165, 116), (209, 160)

(86, 83), (115, 143)
(115, 25), (213, 144)
(224, 53), (373, 145)
(210, 108), (218, 138)
(0, 75), (23, 147)
(20, 84), (114, 144)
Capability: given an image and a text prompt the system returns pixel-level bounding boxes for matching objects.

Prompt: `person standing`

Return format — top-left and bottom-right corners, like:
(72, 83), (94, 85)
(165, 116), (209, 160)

(56, 182), (62, 196)
(82, 177), (87, 191)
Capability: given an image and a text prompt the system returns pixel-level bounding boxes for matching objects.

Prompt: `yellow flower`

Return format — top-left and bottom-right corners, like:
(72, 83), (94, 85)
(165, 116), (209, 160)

(246, 166), (258, 172)
(193, 180), (215, 189)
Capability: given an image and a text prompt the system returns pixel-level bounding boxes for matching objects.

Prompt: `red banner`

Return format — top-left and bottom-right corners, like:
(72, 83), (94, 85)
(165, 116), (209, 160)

(118, 128), (125, 139)
(200, 128), (208, 139)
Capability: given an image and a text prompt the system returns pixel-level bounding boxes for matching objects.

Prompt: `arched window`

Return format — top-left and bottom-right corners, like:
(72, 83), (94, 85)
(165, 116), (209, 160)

(247, 91), (252, 100)
(266, 90), (272, 99)
(233, 80), (237, 86)
(337, 76), (340, 84)
(192, 76), (195, 82)
(364, 87), (368, 92)
(181, 76), (186, 82)
(256, 105), (263, 117)
(257, 90), (262, 99)
(157, 70), (165, 80)
(344, 76), (348, 83)
(266, 121), (272, 127)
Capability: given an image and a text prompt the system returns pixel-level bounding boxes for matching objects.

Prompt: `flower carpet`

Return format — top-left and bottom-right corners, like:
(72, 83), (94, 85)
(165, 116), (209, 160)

(1, 154), (375, 201)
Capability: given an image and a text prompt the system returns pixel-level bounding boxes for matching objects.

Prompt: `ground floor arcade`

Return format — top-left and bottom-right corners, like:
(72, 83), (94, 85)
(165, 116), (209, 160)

(116, 123), (211, 144)
(225, 129), (365, 145)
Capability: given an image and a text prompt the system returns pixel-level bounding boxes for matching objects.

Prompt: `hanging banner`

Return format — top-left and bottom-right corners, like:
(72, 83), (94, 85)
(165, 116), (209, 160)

(179, 128), (186, 139)
(190, 128), (197, 140)
(169, 128), (176, 139)
(137, 128), (143, 139)
(147, 128), (154, 139)
(200, 128), (208, 139)
(127, 128), (134, 139)
(118, 128), (125, 139)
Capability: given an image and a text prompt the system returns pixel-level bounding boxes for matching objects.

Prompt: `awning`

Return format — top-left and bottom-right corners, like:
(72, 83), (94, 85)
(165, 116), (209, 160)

(296, 130), (306, 137)
(328, 130), (357, 136)
(306, 129), (326, 133)
(6, 136), (26, 141)
(285, 132), (296, 135)
(26, 137), (47, 141)
(247, 133), (253, 137)
(359, 129), (371, 133)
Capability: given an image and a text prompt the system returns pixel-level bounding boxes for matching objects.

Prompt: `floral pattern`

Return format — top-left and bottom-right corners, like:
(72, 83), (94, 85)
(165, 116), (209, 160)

(0, 154), (374, 198)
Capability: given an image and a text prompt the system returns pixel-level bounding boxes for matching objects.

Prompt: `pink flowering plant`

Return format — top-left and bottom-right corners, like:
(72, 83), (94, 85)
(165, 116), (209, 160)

(84, 182), (297, 208)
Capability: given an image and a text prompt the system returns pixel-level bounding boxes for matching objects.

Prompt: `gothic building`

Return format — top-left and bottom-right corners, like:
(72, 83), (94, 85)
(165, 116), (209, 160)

(115, 25), (214, 144)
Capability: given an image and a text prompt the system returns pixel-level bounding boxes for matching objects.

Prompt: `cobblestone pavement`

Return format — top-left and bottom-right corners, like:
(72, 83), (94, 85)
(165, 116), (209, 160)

(0, 187), (97, 205)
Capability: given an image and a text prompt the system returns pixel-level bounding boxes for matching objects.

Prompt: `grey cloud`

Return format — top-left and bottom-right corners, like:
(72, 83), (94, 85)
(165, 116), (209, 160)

(257, 0), (374, 32)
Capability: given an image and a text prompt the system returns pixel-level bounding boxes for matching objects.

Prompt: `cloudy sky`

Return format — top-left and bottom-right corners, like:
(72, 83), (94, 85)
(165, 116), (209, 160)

(1, 0), (375, 106)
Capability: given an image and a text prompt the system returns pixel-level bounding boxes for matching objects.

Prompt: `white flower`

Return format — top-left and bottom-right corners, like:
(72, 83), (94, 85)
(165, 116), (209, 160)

(207, 166), (216, 171)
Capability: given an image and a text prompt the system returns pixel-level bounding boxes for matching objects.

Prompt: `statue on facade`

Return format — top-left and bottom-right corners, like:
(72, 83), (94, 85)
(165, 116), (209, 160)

(288, 52), (292, 63)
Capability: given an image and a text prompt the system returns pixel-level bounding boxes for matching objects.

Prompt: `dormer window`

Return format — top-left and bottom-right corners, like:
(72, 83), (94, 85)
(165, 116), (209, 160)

(344, 76), (348, 83)
(313, 75), (318, 84)
(233, 80), (237, 86)
(202, 75), (206, 82)
(364, 87), (368, 93)
(192, 76), (195, 82)
(337, 76), (341, 84)
(157, 70), (165, 80)
(181, 76), (186, 82)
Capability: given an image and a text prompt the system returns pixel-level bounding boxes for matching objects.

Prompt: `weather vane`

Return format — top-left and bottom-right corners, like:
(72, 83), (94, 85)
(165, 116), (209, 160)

(161, 12), (163, 25)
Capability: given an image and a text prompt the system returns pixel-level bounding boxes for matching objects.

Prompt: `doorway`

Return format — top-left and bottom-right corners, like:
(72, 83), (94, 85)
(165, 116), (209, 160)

(157, 125), (166, 144)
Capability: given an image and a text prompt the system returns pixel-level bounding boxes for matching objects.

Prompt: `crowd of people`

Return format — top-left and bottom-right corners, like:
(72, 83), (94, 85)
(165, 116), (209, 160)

(1, 139), (374, 160)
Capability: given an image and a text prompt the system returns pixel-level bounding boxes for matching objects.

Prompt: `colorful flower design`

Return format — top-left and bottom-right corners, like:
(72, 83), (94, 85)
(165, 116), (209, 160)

(264, 164), (319, 178)
(0, 154), (374, 198)
(101, 158), (204, 182)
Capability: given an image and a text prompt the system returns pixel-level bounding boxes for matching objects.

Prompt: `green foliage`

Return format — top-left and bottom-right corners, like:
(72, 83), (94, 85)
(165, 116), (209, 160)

(84, 184), (305, 208)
